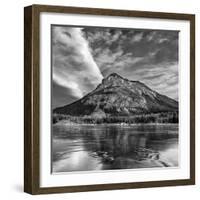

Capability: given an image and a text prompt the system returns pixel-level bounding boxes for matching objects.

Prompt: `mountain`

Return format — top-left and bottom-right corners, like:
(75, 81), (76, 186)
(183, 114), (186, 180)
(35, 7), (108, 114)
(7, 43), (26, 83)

(53, 73), (178, 117)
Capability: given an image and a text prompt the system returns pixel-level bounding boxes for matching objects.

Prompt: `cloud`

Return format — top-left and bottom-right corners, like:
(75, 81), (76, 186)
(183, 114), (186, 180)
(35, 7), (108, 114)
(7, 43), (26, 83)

(146, 31), (157, 41)
(127, 62), (179, 100)
(157, 38), (169, 44)
(131, 32), (144, 43)
(52, 81), (78, 108)
(52, 26), (103, 102)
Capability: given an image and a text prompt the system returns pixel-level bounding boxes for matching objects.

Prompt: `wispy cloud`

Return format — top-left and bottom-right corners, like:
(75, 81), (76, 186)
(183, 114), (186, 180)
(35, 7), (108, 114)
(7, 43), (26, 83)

(131, 32), (143, 43)
(52, 26), (103, 102)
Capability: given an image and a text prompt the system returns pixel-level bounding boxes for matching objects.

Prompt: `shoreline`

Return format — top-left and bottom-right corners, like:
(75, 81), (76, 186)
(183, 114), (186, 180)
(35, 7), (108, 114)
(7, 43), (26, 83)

(55, 120), (178, 127)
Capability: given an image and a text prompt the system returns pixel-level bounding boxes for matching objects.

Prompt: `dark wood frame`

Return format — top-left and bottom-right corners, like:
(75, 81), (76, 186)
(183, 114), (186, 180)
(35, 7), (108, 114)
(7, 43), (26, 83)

(24, 4), (195, 195)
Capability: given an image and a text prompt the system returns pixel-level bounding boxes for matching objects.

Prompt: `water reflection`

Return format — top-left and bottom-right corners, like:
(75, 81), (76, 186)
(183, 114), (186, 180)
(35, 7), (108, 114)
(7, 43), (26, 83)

(52, 124), (178, 173)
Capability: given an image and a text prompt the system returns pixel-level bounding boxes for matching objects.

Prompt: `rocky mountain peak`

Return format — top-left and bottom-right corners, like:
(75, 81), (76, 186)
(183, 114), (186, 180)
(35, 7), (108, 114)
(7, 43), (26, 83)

(54, 73), (178, 116)
(106, 73), (123, 79)
(100, 73), (130, 89)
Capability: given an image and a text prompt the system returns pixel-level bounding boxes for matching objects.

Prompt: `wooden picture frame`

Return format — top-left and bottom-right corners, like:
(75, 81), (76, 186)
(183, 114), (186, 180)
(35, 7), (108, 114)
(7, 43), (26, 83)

(24, 4), (195, 194)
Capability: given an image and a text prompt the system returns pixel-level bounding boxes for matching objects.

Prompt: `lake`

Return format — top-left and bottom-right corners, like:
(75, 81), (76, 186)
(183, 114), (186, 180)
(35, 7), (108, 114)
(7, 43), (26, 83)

(52, 123), (178, 173)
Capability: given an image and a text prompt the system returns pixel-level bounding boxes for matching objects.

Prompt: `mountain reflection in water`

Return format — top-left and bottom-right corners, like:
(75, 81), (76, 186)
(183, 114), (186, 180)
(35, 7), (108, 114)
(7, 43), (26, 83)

(52, 124), (178, 173)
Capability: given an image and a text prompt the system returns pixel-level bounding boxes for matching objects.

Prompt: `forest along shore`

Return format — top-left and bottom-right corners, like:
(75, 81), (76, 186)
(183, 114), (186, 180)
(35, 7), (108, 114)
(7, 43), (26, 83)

(53, 111), (178, 125)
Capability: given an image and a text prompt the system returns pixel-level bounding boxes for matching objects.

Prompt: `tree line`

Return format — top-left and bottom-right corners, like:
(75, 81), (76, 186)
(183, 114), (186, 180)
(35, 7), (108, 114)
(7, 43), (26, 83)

(53, 112), (178, 124)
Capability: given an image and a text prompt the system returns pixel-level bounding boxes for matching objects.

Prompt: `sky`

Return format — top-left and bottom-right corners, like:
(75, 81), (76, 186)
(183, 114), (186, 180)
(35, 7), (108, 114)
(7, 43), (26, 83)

(52, 25), (179, 108)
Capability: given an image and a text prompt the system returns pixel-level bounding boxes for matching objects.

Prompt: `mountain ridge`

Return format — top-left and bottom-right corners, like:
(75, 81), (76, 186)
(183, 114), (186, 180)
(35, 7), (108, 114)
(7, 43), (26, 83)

(53, 73), (178, 117)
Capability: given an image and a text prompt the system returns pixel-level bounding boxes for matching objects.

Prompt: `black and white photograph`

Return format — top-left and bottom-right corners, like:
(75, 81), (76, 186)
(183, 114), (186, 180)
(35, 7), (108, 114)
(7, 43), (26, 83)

(52, 25), (179, 173)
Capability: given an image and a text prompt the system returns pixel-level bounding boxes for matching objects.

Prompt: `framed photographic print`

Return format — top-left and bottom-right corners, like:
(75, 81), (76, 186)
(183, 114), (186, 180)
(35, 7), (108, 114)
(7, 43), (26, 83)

(24, 4), (195, 194)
